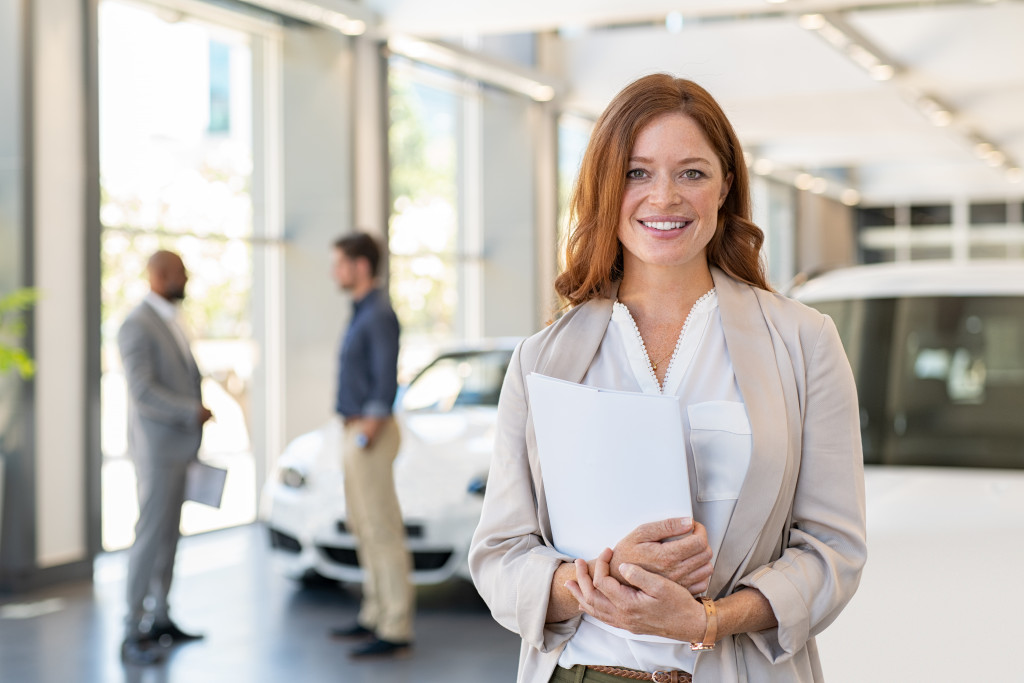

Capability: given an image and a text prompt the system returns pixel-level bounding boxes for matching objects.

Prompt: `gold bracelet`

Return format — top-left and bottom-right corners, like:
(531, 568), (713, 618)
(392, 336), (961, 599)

(690, 597), (718, 652)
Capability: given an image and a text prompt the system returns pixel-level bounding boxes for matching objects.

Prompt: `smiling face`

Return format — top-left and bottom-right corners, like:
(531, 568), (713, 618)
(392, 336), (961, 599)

(617, 112), (732, 279)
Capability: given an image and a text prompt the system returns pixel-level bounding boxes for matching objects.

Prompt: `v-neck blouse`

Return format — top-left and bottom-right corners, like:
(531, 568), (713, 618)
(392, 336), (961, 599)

(558, 289), (754, 673)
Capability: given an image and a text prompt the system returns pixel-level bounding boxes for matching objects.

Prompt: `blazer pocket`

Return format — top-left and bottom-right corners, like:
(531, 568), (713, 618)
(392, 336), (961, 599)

(687, 401), (752, 502)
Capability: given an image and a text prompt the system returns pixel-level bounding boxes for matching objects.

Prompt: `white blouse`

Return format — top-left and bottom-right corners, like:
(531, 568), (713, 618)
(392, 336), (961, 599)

(557, 289), (753, 674)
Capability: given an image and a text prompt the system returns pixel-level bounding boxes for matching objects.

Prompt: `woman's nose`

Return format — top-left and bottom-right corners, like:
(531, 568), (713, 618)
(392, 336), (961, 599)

(649, 176), (680, 207)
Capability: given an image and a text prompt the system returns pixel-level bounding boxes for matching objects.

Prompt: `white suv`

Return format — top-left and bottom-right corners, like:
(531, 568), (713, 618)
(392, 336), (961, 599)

(791, 260), (1024, 681)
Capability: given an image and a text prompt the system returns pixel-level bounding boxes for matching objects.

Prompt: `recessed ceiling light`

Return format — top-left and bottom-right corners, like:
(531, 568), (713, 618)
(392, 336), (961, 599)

(798, 14), (826, 30)
(840, 189), (862, 206)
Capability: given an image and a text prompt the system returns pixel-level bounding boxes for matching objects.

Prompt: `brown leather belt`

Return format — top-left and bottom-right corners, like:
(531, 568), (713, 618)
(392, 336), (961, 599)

(587, 665), (692, 683)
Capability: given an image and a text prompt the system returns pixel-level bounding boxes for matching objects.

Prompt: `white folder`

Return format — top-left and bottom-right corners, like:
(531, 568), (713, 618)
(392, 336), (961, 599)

(185, 460), (228, 508)
(526, 373), (692, 560)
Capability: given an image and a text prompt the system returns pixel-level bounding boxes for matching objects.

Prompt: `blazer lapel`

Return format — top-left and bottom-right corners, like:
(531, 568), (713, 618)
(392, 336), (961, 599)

(537, 284), (618, 383)
(141, 303), (199, 378)
(708, 267), (791, 597)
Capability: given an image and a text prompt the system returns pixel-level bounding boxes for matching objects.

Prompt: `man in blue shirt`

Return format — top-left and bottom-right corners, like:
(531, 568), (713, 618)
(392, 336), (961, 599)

(327, 232), (414, 659)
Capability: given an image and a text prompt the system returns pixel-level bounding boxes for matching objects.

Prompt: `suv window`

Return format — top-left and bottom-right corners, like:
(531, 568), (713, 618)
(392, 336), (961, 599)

(810, 296), (1024, 470)
(401, 350), (512, 413)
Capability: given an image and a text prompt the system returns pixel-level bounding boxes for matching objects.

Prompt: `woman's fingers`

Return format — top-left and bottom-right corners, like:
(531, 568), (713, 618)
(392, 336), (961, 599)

(625, 517), (693, 545)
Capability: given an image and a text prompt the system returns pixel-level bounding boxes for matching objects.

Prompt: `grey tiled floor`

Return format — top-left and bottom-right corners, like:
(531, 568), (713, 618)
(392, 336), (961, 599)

(0, 524), (520, 683)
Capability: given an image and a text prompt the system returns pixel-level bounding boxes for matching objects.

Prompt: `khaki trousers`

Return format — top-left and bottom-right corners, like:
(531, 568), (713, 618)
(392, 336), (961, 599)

(341, 417), (414, 642)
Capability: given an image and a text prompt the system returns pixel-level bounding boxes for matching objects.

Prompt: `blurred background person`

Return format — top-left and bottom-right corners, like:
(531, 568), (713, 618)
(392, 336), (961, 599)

(327, 232), (414, 659)
(117, 250), (212, 666)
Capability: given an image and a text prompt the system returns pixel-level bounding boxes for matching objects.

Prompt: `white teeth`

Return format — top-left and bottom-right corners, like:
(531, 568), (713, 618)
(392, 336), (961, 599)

(642, 221), (686, 230)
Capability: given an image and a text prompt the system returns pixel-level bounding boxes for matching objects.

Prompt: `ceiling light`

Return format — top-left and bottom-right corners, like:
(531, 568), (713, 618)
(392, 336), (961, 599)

(242, 0), (371, 35)
(869, 64), (895, 81)
(817, 22), (849, 49)
(1007, 167), (1023, 183)
(798, 14), (826, 30)
(929, 110), (953, 127)
(846, 44), (879, 70)
(753, 158), (774, 175)
(840, 189), (862, 206)
(974, 142), (994, 158)
(810, 177), (829, 194)
(985, 150), (1006, 167)
(387, 35), (559, 103)
(795, 173), (814, 191)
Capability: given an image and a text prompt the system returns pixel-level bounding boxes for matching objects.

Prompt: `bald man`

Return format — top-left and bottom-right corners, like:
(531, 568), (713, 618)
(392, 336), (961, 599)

(117, 250), (212, 665)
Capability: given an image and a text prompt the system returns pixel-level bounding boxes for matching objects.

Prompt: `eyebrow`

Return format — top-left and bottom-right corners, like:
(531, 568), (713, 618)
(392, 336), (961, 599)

(629, 155), (714, 166)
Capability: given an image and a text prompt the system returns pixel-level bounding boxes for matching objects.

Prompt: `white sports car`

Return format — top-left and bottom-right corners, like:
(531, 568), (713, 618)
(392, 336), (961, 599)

(260, 339), (519, 586)
(792, 260), (1024, 681)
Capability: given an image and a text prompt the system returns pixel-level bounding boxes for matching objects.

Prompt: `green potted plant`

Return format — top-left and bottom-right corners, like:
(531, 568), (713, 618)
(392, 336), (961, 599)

(0, 288), (38, 379)
(0, 287), (37, 552)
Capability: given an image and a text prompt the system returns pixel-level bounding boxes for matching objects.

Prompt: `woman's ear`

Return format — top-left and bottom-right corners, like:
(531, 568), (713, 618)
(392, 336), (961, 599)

(719, 172), (733, 208)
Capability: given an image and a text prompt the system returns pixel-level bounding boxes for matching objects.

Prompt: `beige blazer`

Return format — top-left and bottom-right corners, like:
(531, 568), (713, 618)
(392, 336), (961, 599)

(469, 267), (867, 683)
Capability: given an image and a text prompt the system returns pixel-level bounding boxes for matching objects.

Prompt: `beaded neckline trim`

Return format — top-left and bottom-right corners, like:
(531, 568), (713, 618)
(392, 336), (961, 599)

(614, 288), (717, 393)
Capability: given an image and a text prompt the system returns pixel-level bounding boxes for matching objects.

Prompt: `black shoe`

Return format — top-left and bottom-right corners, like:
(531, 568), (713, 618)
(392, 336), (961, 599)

(120, 636), (165, 666)
(148, 620), (205, 646)
(348, 638), (412, 660)
(330, 623), (375, 640)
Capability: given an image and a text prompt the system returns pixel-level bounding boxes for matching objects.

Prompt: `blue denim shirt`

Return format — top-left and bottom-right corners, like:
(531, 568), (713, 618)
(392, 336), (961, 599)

(334, 288), (400, 419)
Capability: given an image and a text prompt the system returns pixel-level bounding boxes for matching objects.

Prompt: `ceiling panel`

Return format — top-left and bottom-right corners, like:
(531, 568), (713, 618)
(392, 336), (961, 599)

(364, 0), (1024, 203)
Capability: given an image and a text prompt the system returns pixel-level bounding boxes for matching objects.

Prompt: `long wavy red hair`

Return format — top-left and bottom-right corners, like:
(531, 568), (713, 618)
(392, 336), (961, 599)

(555, 74), (770, 306)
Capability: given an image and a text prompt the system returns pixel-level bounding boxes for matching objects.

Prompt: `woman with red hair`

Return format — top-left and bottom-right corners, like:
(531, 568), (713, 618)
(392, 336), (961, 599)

(470, 74), (866, 683)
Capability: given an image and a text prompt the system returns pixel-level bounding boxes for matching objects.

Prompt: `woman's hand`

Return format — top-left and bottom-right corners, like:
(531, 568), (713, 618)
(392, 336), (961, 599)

(603, 517), (713, 595)
(567, 548), (706, 641)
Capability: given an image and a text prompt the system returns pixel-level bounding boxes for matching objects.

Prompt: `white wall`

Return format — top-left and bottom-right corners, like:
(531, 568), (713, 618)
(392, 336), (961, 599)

(280, 25), (357, 443)
(480, 88), (540, 338)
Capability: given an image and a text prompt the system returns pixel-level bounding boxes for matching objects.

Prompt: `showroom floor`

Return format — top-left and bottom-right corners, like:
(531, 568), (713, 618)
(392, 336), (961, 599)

(0, 524), (520, 683)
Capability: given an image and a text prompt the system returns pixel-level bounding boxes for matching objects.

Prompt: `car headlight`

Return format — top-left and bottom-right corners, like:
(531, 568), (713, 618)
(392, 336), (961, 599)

(278, 466), (307, 489)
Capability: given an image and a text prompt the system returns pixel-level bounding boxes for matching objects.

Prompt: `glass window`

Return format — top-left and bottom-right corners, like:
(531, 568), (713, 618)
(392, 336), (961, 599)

(909, 204), (952, 227)
(970, 202), (1007, 225)
(98, 0), (276, 549)
(860, 247), (895, 264)
(557, 113), (592, 251)
(970, 243), (1009, 259)
(856, 206), (896, 230)
(909, 245), (952, 261)
(808, 296), (1024, 470)
(400, 350), (512, 412)
(387, 61), (463, 358)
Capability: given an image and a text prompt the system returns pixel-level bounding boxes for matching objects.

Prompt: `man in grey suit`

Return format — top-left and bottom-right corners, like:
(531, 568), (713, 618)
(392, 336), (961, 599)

(118, 250), (212, 666)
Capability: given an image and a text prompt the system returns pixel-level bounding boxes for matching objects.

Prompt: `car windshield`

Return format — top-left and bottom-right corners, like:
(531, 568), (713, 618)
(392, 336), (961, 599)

(400, 350), (512, 413)
(809, 295), (1024, 470)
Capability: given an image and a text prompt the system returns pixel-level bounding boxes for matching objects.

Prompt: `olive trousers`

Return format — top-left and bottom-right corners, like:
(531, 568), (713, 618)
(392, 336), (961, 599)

(341, 417), (414, 642)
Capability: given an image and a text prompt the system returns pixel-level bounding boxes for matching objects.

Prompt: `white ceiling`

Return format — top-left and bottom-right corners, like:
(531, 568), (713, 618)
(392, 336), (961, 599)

(361, 0), (1024, 205)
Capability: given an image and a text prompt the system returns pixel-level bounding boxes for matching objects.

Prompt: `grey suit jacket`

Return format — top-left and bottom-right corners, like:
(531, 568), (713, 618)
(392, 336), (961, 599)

(118, 300), (204, 466)
(469, 267), (867, 683)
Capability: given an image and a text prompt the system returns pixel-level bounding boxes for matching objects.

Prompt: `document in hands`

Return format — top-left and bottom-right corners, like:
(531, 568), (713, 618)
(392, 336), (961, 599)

(185, 460), (228, 508)
(526, 373), (693, 561)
